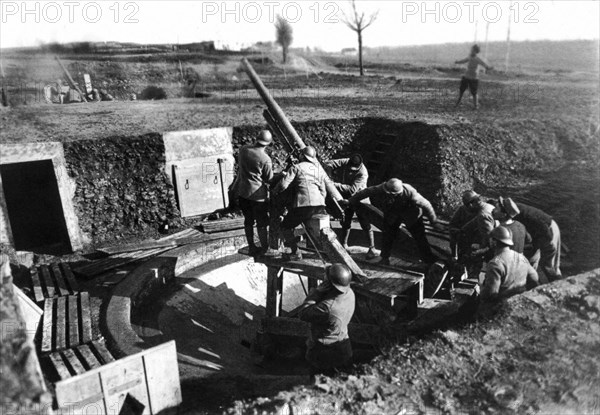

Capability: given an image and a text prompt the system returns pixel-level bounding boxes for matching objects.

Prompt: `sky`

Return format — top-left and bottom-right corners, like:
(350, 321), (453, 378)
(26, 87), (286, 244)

(1, 0), (599, 50)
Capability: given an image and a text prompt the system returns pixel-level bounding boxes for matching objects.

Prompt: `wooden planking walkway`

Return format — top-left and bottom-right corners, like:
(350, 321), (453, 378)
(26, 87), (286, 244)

(30, 263), (80, 303)
(46, 340), (116, 381)
(41, 292), (94, 353)
(252, 250), (424, 311)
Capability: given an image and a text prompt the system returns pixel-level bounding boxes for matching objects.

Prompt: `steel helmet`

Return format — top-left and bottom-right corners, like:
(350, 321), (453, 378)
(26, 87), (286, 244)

(383, 178), (403, 194)
(462, 190), (480, 205)
(302, 146), (317, 158)
(490, 226), (514, 246)
(326, 264), (352, 293)
(256, 130), (273, 146)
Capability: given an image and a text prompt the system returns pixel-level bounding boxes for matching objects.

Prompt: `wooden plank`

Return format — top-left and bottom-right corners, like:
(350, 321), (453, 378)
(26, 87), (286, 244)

(40, 265), (55, 298)
(77, 344), (102, 370)
(60, 263), (79, 293)
(30, 267), (44, 303)
(102, 351), (150, 413)
(51, 262), (70, 296)
(41, 298), (54, 353)
(320, 227), (367, 282)
(56, 296), (67, 350)
(255, 255), (326, 280)
(98, 240), (177, 255)
(49, 352), (72, 380)
(80, 292), (93, 344)
(74, 247), (174, 278)
(200, 218), (245, 233)
(63, 348), (86, 376)
(143, 341), (182, 413)
(91, 340), (115, 364)
(15, 286), (43, 343)
(55, 370), (104, 412)
(266, 267), (283, 318)
(68, 295), (80, 348)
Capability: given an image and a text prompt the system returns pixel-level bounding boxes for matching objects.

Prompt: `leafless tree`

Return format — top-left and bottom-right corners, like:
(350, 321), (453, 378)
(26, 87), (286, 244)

(275, 15), (293, 64)
(341, 0), (379, 76)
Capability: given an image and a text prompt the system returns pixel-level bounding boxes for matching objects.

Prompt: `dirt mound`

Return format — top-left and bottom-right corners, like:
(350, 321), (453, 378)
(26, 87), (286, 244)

(229, 270), (600, 414)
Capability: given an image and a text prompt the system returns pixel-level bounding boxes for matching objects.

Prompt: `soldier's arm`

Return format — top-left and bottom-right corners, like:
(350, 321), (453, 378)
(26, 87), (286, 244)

(480, 261), (504, 302)
(478, 213), (495, 247)
(407, 185), (437, 222)
(324, 158), (348, 170)
(348, 186), (377, 204)
(298, 300), (331, 325)
(262, 159), (274, 184)
(337, 167), (368, 195)
(526, 263), (539, 290)
(272, 166), (297, 195)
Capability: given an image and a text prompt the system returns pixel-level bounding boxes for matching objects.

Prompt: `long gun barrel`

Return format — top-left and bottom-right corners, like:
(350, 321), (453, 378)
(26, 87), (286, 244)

(240, 58), (344, 212)
(55, 56), (88, 102)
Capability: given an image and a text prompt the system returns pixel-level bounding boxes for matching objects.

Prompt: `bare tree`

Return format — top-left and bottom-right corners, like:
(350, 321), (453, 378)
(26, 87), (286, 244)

(275, 15), (293, 64)
(341, 0), (378, 76)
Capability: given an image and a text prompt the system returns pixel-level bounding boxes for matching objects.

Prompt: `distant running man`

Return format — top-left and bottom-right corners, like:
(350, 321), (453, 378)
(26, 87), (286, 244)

(454, 44), (493, 109)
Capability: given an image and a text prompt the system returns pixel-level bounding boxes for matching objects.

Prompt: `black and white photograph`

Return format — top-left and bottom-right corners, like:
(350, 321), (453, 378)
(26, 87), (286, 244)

(1, 1), (599, 414)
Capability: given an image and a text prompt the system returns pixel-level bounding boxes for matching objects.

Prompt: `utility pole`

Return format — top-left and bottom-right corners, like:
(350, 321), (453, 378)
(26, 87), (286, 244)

(505, 1), (512, 72)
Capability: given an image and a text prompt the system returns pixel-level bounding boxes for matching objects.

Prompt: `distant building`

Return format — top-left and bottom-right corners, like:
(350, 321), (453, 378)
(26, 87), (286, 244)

(341, 47), (358, 56)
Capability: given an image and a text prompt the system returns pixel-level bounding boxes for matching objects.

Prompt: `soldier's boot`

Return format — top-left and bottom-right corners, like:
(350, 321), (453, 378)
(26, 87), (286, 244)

(282, 228), (302, 261)
(245, 225), (260, 256)
(340, 227), (350, 251)
(365, 230), (377, 260)
(257, 227), (279, 257)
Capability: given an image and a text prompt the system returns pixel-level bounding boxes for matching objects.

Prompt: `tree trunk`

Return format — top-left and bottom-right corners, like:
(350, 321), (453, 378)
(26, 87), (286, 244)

(283, 47), (287, 64)
(358, 31), (364, 76)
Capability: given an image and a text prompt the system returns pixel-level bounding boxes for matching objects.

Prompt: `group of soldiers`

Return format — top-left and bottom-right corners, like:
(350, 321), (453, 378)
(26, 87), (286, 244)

(233, 129), (562, 372)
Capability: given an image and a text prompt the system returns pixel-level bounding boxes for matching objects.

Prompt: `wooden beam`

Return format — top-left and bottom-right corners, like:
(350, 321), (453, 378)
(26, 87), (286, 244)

(30, 267), (44, 303)
(255, 255), (326, 280)
(265, 267), (283, 318)
(320, 227), (367, 282)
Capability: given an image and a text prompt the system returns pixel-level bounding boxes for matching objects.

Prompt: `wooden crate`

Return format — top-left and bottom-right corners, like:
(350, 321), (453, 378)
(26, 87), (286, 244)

(46, 340), (115, 381)
(30, 262), (79, 303)
(54, 341), (181, 415)
(41, 292), (94, 353)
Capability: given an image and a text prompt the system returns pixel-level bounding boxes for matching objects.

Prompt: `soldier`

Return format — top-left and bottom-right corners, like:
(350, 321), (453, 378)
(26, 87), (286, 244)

(449, 190), (480, 257)
(510, 199), (562, 282)
(459, 190), (496, 255)
(236, 130), (274, 256)
(272, 146), (328, 261)
(348, 178), (442, 265)
(324, 154), (376, 259)
(480, 226), (539, 305)
(492, 197), (531, 254)
(298, 263), (355, 373)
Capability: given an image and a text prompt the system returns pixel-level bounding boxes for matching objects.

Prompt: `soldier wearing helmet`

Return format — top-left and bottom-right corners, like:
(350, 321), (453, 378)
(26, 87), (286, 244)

(480, 226), (539, 304)
(272, 146), (329, 260)
(235, 130), (274, 256)
(347, 178), (442, 265)
(324, 153), (376, 259)
(491, 197), (531, 254)
(298, 263), (355, 372)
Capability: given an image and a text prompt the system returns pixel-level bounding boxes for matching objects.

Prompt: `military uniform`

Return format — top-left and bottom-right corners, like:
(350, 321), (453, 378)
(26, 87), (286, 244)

(298, 281), (355, 371)
(481, 249), (539, 301)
